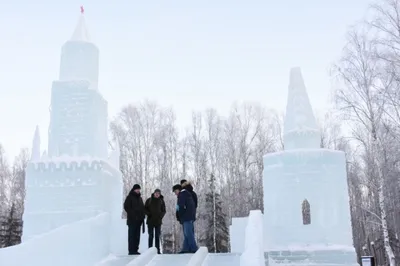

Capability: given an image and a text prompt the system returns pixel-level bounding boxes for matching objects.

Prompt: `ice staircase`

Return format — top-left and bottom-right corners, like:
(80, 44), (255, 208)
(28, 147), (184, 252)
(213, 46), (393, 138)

(97, 249), (241, 266)
(0, 212), (248, 266)
(0, 210), (260, 266)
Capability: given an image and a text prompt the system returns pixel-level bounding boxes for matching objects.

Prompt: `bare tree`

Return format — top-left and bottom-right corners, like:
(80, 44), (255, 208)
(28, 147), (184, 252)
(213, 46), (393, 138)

(0, 146), (29, 248)
(110, 100), (184, 253)
(318, 110), (349, 151)
(223, 103), (277, 217)
(333, 25), (397, 265)
(0, 144), (11, 248)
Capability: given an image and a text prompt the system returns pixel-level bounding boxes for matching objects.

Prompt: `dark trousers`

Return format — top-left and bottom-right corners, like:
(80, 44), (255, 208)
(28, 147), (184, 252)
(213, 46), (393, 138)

(148, 224), (161, 253)
(128, 221), (142, 254)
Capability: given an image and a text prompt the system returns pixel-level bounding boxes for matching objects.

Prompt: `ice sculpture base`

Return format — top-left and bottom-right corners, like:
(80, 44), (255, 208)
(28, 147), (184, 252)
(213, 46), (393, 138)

(265, 247), (358, 265)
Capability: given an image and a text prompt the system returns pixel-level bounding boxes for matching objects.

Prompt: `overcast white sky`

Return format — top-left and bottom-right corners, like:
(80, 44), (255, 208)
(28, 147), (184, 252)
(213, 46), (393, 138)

(0, 0), (370, 160)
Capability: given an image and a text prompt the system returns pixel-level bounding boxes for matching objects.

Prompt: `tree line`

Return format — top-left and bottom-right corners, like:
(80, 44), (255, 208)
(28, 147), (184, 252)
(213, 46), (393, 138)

(110, 101), (281, 253)
(0, 147), (29, 248)
(331, 0), (400, 265)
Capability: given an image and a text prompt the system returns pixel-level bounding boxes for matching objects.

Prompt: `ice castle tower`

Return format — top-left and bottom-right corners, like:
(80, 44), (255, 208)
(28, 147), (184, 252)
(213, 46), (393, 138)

(263, 68), (357, 264)
(22, 10), (123, 244)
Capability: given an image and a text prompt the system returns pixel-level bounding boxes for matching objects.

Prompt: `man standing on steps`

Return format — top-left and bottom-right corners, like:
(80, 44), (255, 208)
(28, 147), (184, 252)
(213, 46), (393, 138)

(124, 184), (145, 255)
(144, 188), (166, 254)
(174, 182), (198, 253)
(180, 179), (197, 230)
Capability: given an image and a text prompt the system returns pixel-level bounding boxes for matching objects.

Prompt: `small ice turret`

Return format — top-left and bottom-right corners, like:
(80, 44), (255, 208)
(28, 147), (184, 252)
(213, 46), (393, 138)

(283, 67), (321, 150)
(262, 68), (357, 265)
(59, 6), (99, 90)
(30, 126), (41, 161)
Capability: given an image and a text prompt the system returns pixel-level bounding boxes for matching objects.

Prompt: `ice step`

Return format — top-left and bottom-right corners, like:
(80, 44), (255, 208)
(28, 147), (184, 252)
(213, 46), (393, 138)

(146, 254), (193, 266)
(97, 255), (138, 266)
(204, 253), (241, 266)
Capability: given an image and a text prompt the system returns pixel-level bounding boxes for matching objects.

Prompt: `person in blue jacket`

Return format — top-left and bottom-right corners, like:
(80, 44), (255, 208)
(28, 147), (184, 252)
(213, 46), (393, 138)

(180, 179), (198, 209)
(173, 183), (198, 253)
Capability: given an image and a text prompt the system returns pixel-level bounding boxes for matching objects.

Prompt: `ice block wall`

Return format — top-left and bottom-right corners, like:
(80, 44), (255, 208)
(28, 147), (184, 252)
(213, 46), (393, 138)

(22, 158), (123, 242)
(263, 149), (353, 250)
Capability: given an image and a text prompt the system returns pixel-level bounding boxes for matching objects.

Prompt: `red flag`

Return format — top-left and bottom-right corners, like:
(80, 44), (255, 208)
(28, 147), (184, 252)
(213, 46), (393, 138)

(80, 6), (84, 14)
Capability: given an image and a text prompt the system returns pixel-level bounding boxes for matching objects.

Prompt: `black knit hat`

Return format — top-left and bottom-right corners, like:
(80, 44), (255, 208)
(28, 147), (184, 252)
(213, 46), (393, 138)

(180, 179), (187, 185)
(133, 184), (141, 190)
(172, 184), (182, 192)
(154, 188), (161, 193)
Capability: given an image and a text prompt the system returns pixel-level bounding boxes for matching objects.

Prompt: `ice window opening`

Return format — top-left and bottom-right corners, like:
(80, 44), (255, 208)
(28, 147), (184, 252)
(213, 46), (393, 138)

(302, 199), (311, 225)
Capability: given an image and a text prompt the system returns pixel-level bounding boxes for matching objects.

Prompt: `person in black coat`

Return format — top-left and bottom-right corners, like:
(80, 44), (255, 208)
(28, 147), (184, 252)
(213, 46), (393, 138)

(123, 184), (145, 255)
(144, 189), (166, 254)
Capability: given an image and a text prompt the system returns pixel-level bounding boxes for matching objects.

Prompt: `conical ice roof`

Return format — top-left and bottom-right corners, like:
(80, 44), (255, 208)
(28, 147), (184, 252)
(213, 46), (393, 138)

(284, 67), (319, 135)
(70, 7), (90, 42)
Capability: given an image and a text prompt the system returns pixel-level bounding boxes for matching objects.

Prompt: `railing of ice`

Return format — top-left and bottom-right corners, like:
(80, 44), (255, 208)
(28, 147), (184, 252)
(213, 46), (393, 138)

(240, 210), (264, 266)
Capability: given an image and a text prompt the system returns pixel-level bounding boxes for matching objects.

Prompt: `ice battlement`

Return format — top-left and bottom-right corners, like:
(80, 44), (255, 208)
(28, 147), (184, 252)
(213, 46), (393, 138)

(23, 154), (123, 239)
(28, 156), (119, 173)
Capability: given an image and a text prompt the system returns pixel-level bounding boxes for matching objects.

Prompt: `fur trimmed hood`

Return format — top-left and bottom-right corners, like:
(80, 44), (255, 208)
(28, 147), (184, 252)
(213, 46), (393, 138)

(182, 181), (191, 188)
(182, 181), (195, 192)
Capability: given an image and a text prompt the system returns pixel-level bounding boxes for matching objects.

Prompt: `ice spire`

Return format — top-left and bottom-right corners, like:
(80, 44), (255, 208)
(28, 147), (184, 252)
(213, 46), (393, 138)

(283, 67), (321, 150)
(70, 6), (90, 42)
(31, 126), (41, 161)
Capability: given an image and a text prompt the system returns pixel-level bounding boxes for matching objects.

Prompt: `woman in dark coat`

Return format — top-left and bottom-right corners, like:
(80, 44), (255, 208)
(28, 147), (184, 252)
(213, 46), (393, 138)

(144, 189), (166, 254)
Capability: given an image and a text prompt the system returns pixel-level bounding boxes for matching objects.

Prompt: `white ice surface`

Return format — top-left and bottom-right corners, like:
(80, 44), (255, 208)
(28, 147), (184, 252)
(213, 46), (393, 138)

(146, 254), (193, 266)
(229, 216), (248, 253)
(263, 149), (354, 249)
(70, 14), (90, 42)
(186, 247), (208, 266)
(240, 210), (264, 266)
(97, 255), (137, 266)
(204, 253), (241, 266)
(283, 67), (321, 150)
(0, 213), (110, 266)
(126, 247), (157, 266)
